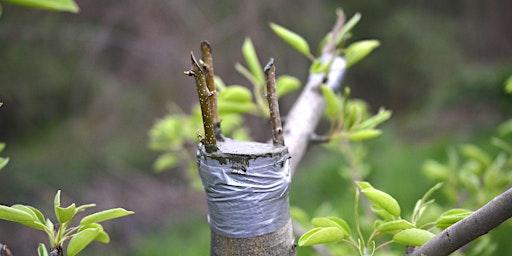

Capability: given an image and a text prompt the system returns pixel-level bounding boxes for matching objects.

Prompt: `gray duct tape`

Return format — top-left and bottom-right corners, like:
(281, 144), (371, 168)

(197, 139), (291, 238)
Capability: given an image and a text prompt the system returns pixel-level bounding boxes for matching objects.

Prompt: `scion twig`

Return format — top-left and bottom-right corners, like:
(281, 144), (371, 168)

(264, 58), (284, 146)
(185, 52), (217, 152)
(200, 41), (223, 141)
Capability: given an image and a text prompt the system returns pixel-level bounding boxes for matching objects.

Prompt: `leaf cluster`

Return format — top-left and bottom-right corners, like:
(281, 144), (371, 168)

(296, 181), (472, 255)
(0, 190), (133, 256)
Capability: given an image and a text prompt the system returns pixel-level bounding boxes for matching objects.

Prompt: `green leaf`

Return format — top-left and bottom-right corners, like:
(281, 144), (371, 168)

(54, 190), (62, 208)
(276, 75), (300, 98)
(320, 85), (341, 119)
(0, 157), (9, 170)
(348, 129), (382, 141)
(153, 153), (178, 172)
(38, 243), (49, 256)
(393, 228), (435, 246)
(55, 203), (77, 224)
(298, 227), (346, 246)
(0, 142), (5, 152)
(422, 160), (450, 181)
(0, 205), (36, 223)
(218, 86), (253, 103)
(377, 219), (415, 233)
(26, 205), (46, 224)
(80, 223), (110, 243)
(460, 144), (491, 167)
(270, 23), (312, 58)
(309, 59), (331, 74)
(355, 181), (374, 190)
(361, 188), (401, 217)
(218, 102), (256, 115)
(242, 38), (264, 85)
(214, 76), (227, 91)
(3, 0), (79, 13)
(497, 119), (512, 137)
(505, 74), (512, 94)
(335, 12), (362, 47)
(345, 40), (380, 68)
(9, 205), (46, 230)
(290, 206), (310, 227)
(80, 208), (134, 225)
(436, 209), (472, 229)
(312, 216), (351, 236)
(67, 228), (100, 256)
(357, 108), (392, 130)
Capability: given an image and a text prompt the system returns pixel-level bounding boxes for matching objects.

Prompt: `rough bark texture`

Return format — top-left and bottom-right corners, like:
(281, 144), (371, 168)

(407, 187), (512, 256)
(210, 219), (296, 256)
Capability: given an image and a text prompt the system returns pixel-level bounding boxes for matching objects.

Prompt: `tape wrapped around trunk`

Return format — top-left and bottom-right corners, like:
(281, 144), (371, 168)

(197, 139), (291, 238)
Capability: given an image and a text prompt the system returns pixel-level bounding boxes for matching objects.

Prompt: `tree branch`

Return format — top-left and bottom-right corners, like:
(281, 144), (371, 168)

(408, 187), (512, 256)
(283, 13), (347, 175)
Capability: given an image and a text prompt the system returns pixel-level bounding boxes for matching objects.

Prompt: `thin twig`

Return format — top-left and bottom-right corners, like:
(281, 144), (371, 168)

(264, 58), (284, 146)
(185, 52), (217, 152)
(322, 9), (345, 55)
(200, 41), (223, 141)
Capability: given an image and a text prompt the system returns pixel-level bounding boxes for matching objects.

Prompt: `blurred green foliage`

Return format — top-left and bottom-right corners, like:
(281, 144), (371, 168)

(1, 0), (511, 255)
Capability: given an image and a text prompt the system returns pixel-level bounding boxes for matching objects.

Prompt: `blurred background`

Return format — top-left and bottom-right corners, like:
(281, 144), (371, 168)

(0, 0), (511, 255)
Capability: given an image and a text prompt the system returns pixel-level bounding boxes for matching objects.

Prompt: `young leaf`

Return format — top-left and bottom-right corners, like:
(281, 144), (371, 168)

(67, 228), (101, 256)
(54, 190), (62, 208)
(309, 59), (331, 74)
(55, 203), (77, 224)
(276, 75), (300, 98)
(0, 157), (10, 170)
(345, 40), (380, 68)
(242, 38), (264, 85)
(377, 219), (415, 233)
(355, 181), (374, 190)
(298, 227), (345, 246)
(422, 160), (450, 181)
(312, 216), (351, 236)
(320, 85), (341, 119)
(0, 143), (5, 152)
(218, 102), (256, 115)
(270, 23), (312, 59)
(335, 12), (362, 47)
(393, 228), (435, 246)
(38, 243), (49, 256)
(361, 188), (401, 217)
(348, 129), (382, 141)
(80, 208), (134, 225)
(80, 223), (110, 243)
(218, 86), (253, 103)
(2, 0), (79, 13)
(505, 74), (512, 94)
(436, 208), (472, 229)
(0, 205), (36, 223)
(357, 108), (392, 130)
(153, 153), (178, 172)
(460, 144), (491, 167)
